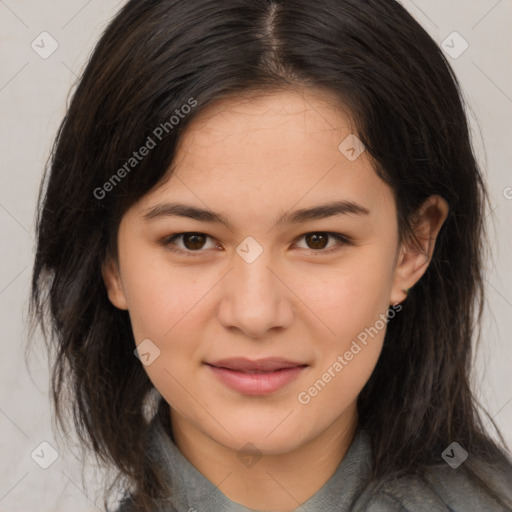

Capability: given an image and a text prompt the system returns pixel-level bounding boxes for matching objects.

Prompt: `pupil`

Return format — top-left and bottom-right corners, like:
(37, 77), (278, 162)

(185, 233), (205, 250)
(307, 233), (327, 249)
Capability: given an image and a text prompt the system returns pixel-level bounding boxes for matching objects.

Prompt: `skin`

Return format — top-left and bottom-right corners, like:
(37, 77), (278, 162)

(103, 87), (448, 511)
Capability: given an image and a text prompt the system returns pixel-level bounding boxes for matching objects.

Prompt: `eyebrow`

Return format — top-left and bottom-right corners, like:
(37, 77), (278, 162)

(141, 200), (370, 228)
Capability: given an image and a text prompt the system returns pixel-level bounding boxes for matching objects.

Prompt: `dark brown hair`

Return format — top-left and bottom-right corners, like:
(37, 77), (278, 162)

(29, 0), (512, 510)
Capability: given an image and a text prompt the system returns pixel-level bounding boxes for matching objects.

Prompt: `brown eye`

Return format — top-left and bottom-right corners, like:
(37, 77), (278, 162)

(294, 232), (350, 254)
(304, 233), (329, 250)
(181, 233), (207, 250)
(163, 232), (218, 256)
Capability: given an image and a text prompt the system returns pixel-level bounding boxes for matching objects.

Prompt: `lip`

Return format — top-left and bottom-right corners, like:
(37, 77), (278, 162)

(205, 357), (308, 396)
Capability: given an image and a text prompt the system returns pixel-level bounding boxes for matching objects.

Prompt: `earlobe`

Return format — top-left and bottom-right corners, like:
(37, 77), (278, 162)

(390, 195), (449, 305)
(101, 257), (129, 310)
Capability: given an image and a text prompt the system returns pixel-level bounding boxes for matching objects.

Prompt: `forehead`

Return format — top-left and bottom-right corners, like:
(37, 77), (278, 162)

(176, 87), (357, 163)
(135, 88), (395, 224)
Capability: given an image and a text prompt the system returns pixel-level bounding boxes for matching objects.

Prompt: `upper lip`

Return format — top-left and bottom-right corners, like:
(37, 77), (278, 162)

(206, 357), (307, 372)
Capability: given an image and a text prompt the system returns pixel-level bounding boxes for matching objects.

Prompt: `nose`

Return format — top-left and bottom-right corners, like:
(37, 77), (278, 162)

(216, 249), (294, 339)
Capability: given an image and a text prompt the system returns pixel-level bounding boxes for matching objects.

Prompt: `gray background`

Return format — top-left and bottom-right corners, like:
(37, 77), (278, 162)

(1, 1), (511, 510)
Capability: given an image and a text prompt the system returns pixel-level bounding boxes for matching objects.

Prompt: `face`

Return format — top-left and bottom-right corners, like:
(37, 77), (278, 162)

(103, 88), (441, 456)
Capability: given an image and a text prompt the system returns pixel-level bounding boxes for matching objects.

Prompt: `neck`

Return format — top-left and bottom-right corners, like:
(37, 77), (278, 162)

(170, 404), (358, 511)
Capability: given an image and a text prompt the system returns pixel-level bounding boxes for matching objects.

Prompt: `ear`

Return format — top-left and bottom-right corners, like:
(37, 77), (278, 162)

(101, 256), (129, 310)
(390, 195), (449, 305)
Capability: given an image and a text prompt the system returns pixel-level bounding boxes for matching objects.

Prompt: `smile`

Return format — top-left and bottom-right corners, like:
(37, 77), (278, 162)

(205, 358), (308, 396)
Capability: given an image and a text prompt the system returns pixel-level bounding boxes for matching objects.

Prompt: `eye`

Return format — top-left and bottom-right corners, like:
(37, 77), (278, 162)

(161, 231), (350, 257)
(293, 232), (350, 254)
(162, 232), (219, 256)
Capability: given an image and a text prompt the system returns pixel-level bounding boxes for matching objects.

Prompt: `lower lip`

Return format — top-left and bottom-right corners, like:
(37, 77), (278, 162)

(206, 365), (306, 395)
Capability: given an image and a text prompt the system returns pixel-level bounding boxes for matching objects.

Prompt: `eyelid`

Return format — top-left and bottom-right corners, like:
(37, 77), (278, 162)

(161, 232), (220, 257)
(161, 231), (351, 257)
(292, 232), (350, 254)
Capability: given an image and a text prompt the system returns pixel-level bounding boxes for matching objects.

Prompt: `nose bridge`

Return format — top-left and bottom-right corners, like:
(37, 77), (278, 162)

(234, 247), (275, 300)
(217, 239), (293, 337)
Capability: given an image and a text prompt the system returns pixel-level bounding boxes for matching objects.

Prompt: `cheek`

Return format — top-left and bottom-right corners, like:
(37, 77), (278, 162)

(297, 336), (382, 437)
(300, 245), (396, 340)
(119, 241), (205, 343)
(295, 245), (396, 409)
(297, 297), (389, 428)
(119, 248), (210, 412)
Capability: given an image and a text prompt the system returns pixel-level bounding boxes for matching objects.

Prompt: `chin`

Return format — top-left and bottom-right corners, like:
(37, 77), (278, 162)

(208, 414), (312, 455)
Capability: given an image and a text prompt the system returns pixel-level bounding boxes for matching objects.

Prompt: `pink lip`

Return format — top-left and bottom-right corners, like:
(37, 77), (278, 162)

(205, 358), (307, 396)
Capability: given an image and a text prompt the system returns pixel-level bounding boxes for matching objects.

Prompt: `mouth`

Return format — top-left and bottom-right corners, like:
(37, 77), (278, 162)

(205, 357), (308, 395)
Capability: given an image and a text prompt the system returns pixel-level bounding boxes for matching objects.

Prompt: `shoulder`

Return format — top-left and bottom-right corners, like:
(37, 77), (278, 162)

(111, 496), (137, 512)
(355, 460), (512, 512)
(111, 495), (179, 512)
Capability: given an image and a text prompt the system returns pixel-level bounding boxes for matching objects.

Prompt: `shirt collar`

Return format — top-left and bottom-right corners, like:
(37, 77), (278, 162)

(147, 411), (373, 512)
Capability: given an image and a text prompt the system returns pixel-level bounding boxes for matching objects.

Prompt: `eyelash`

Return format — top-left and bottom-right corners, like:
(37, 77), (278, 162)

(160, 231), (351, 257)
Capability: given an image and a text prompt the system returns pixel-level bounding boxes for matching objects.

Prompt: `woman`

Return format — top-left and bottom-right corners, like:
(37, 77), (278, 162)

(30, 0), (512, 510)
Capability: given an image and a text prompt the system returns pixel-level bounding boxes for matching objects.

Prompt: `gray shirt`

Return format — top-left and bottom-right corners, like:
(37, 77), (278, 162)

(116, 414), (512, 511)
